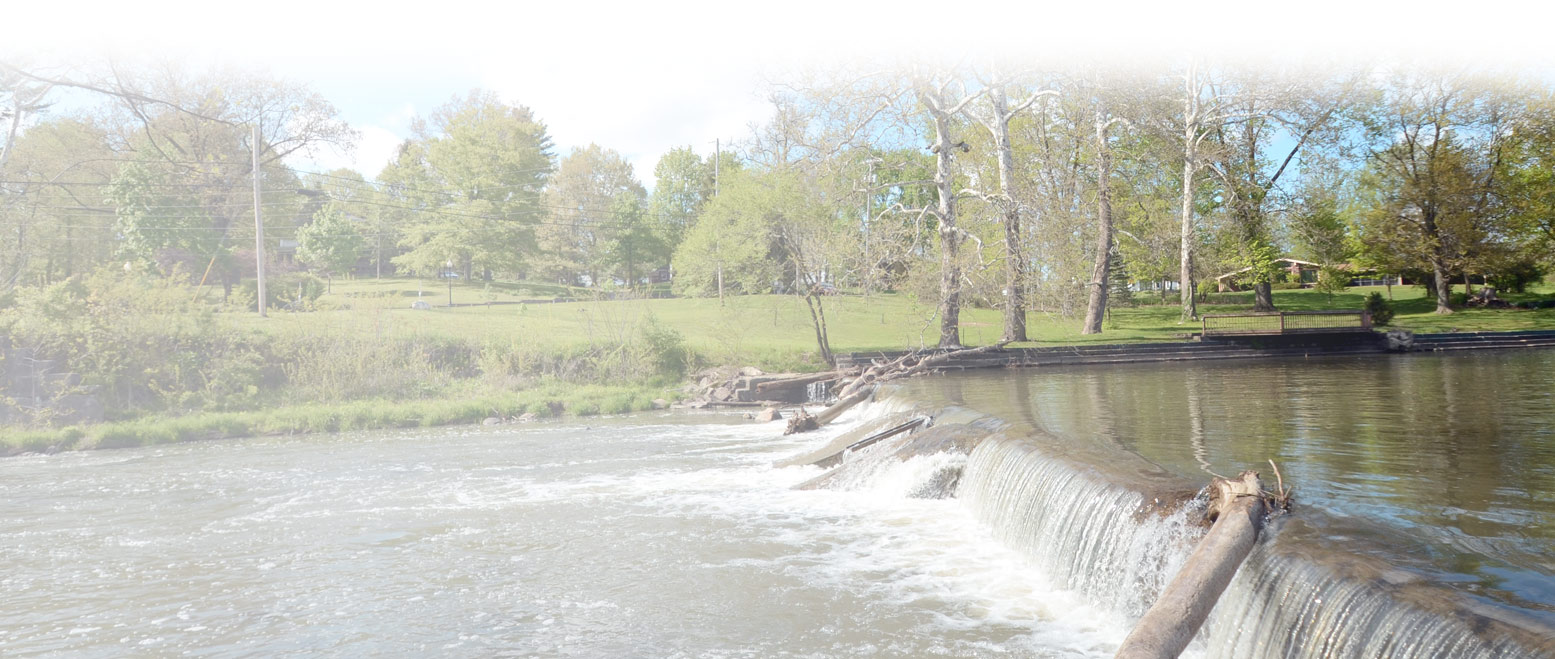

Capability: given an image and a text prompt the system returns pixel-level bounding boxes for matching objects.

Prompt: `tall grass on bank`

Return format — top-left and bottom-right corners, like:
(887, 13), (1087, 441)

(1, 381), (673, 455)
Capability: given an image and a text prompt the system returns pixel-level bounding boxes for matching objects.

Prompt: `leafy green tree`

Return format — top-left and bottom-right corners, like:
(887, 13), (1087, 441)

(672, 170), (779, 300)
(1315, 265), (1348, 303)
(295, 203), (365, 291)
(104, 162), (217, 271)
(385, 90), (554, 280)
(648, 147), (712, 256)
(606, 196), (663, 288)
(0, 117), (118, 288)
(1354, 72), (1521, 314)
(537, 144), (644, 285)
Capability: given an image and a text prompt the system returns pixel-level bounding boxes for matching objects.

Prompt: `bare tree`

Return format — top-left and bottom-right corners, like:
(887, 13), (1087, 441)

(961, 66), (1058, 342)
(915, 71), (981, 348)
(1082, 104), (1126, 335)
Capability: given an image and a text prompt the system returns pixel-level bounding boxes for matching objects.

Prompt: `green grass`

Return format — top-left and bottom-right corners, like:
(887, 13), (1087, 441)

(232, 277), (1555, 362)
(12, 277), (1550, 455)
(1, 381), (675, 456)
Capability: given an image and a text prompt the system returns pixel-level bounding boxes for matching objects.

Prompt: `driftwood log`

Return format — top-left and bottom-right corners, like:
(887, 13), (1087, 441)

(1114, 470), (1273, 659)
(784, 342), (1011, 435)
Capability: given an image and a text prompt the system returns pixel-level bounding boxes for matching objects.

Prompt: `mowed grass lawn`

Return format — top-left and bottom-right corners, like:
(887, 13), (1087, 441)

(230, 277), (1555, 369)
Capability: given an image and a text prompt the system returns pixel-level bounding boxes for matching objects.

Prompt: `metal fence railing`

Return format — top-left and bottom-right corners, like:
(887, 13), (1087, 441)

(1201, 310), (1372, 336)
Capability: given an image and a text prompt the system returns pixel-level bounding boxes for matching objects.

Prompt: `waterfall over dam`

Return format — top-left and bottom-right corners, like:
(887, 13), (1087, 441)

(801, 352), (1555, 657)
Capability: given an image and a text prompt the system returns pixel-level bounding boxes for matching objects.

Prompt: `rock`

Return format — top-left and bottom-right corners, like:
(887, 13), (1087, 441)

(754, 407), (782, 423)
(699, 376), (714, 387)
(711, 386), (734, 402)
(482, 416), (502, 426)
(517, 412), (538, 423)
(685, 399), (709, 409)
(1385, 328), (1416, 352)
(411, 300), (432, 310)
(652, 398), (670, 409)
(739, 366), (764, 377)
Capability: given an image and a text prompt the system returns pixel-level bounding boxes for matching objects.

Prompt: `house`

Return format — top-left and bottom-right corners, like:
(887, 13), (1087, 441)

(1213, 258), (1322, 292)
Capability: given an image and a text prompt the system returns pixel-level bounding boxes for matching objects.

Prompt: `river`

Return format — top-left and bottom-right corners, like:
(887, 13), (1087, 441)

(3, 350), (1553, 656)
(1, 411), (1123, 657)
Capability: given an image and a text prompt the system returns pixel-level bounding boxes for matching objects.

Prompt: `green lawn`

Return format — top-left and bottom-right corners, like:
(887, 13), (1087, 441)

(229, 277), (1555, 369)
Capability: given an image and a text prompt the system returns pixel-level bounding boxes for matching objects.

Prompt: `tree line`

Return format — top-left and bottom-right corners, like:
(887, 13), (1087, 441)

(2, 58), (1553, 354)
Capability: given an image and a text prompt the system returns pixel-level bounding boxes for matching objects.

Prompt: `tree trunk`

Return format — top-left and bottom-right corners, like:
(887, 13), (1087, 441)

(1432, 259), (1454, 314)
(1253, 281), (1274, 311)
(990, 86), (1027, 343)
(804, 291), (835, 367)
(1425, 209), (1453, 314)
(1083, 115), (1116, 335)
(1116, 471), (1269, 659)
(1179, 153), (1197, 322)
(1179, 67), (1200, 322)
(925, 93), (962, 348)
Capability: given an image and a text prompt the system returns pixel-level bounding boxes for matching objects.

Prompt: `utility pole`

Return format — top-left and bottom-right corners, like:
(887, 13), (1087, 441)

(864, 158), (877, 297)
(252, 123), (267, 317)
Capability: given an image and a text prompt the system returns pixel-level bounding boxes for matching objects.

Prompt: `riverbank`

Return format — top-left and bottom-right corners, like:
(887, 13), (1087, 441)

(1, 381), (676, 456)
(3, 272), (1552, 455)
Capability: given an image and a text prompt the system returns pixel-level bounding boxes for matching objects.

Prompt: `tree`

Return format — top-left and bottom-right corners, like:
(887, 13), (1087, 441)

(295, 203), (365, 291)
(302, 168), (392, 277)
(605, 195), (662, 288)
(538, 144), (645, 286)
(915, 72), (981, 347)
(962, 67), (1057, 341)
(648, 146), (718, 260)
(1082, 96), (1126, 335)
(671, 170), (778, 300)
(384, 90), (554, 280)
(0, 116), (118, 288)
(1355, 71), (1521, 314)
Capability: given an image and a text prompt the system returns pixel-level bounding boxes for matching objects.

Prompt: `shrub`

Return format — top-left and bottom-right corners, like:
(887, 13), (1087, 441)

(1487, 261), (1545, 294)
(1364, 292), (1395, 326)
(238, 273), (325, 312)
(1196, 279), (1218, 301)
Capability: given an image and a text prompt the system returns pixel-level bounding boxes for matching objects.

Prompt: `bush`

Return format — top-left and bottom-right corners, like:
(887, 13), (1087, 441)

(1196, 279), (1219, 301)
(238, 273), (326, 312)
(1271, 282), (1304, 290)
(1364, 292), (1395, 326)
(1487, 261), (1545, 294)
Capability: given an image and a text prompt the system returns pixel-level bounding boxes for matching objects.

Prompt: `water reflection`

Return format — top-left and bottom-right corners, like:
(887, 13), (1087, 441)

(895, 350), (1555, 620)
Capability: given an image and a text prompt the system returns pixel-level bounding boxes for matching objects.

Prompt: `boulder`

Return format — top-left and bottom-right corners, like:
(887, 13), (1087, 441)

(710, 386), (734, 402)
(652, 398), (670, 409)
(739, 366), (764, 377)
(753, 407), (783, 423)
(411, 300), (432, 310)
(482, 416), (503, 426)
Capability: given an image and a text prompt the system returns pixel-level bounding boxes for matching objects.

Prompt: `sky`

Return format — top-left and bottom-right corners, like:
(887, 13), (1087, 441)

(6, 0), (1554, 190)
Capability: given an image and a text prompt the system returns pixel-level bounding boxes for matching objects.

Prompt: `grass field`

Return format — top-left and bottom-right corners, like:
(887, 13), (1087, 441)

(10, 276), (1550, 454)
(233, 277), (1555, 371)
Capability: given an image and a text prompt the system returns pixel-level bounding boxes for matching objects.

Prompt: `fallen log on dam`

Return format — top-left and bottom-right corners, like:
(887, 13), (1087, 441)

(1115, 470), (1274, 659)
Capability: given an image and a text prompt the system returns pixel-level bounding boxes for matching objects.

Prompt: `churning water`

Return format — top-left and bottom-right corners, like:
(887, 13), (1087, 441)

(1, 407), (1127, 657)
(5, 350), (1553, 657)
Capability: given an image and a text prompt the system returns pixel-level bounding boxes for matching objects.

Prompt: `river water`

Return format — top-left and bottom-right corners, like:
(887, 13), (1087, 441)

(4, 350), (1553, 657)
(0, 411), (1126, 657)
(896, 349), (1555, 628)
